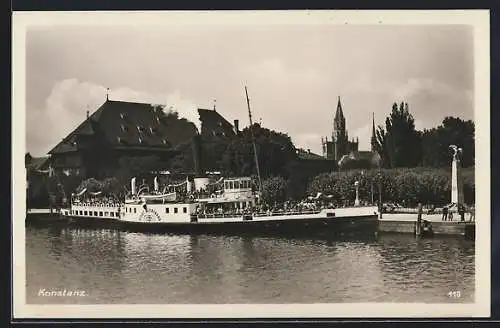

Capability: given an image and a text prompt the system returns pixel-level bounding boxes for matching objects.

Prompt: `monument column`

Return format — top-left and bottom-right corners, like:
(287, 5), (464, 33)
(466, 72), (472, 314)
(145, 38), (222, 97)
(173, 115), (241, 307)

(354, 181), (360, 206)
(450, 145), (464, 205)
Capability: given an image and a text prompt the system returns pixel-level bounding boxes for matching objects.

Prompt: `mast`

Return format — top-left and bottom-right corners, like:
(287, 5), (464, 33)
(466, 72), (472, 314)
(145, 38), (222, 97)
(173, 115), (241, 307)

(244, 86), (263, 193)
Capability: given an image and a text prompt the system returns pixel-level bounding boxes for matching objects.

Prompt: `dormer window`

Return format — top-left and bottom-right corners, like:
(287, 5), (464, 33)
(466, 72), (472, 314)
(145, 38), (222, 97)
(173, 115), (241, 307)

(212, 131), (217, 136)
(117, 137), (122, 144)
(156, 116), (161, 124)
(120, 113), (127, 120)
(120, 124), (128, 132)
(138, 137), (143, 144)
(162, 139), (169, 145)
(137, 125), (145, 133)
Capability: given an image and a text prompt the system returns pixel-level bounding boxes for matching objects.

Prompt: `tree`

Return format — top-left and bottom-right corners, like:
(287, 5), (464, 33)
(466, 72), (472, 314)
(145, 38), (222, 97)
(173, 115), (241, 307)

(223, 124), (298, 178)
(260, 176), (289, 205)
(375, 102), (422, 168)
(421, 117), (475, 167)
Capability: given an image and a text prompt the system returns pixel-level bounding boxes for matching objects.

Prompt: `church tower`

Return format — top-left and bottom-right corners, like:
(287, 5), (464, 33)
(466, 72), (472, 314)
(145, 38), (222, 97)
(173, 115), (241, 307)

(332, 96), (348, 161)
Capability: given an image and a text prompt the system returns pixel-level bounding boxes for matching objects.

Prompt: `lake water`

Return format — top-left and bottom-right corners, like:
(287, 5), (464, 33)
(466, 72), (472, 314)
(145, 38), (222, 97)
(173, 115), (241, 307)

(25, 224), (475, 304)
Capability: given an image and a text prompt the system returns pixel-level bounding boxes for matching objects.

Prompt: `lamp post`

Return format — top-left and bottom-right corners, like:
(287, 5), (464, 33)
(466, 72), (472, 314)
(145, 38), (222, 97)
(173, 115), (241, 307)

(354, 181), (360, 206)
(370, 178), (374, 205)
(378, 172), (382, 218)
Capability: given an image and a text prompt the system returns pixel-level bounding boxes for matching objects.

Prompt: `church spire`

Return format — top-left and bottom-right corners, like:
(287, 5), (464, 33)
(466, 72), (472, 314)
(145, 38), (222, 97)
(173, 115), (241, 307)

(371, 112), (377, 151)
(335, 96), (344, 120)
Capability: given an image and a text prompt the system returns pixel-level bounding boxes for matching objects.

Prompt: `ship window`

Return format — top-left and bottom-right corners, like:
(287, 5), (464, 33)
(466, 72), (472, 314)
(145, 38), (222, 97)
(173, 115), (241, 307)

(174, 207), (178, 214)
(94, 211), (98, 216)
(183, 207), (187, 213)
(166, 208), (169, 214)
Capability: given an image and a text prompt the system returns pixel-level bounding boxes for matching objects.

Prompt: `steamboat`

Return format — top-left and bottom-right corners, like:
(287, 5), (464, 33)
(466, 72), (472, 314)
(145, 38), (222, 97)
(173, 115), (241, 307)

(61, 175), (379, 237)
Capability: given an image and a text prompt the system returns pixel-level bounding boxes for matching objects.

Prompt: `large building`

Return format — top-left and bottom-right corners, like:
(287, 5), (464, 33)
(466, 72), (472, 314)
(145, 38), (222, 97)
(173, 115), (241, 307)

(321, 97), (380, 169)
(48, 97), (198, 179)
(321, 97), (359, 162)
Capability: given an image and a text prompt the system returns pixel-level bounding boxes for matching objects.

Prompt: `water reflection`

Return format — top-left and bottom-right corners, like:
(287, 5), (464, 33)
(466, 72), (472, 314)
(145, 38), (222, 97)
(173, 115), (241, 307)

(26, 225), (475, 304)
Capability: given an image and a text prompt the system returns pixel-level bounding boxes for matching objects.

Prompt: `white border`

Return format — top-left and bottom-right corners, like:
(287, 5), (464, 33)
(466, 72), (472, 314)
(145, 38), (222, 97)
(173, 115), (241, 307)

(12, 10), (491, 319)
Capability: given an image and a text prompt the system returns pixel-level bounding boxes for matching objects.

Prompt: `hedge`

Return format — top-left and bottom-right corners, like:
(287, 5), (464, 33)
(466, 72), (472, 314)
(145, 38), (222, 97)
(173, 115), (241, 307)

(307, 167), (475, 207)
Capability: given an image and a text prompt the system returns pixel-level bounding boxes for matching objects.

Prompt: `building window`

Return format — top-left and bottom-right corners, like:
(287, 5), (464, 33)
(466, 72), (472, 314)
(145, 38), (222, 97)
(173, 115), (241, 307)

(183, 207), (187, 213)
(94, 211), (98, 216)
(84, 211), (88, 216)
(110, 212), (114, 217)
(162, 139), (168, 145)
(134, 208), (136, 213)
(104, 212), (108, 216)
(120, 113), (127, 120)
(138, 137), (143, 144)
(121, 124), (128, 132)
(99, 211), (103, 216)
(174, 207), (178, 214)
(79, 210), (83, 215)
(117, 137), (122, 144)
(166, 208), (169, 214)
(137, 125), (145, 133)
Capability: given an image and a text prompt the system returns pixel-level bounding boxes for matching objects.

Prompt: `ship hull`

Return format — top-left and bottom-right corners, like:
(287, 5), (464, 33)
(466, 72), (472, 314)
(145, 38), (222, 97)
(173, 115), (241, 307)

(63, 213), (379, 237)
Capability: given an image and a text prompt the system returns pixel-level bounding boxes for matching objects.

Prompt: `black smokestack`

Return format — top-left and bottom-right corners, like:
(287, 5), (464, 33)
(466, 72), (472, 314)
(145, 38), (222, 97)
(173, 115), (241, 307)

(191, 133), (203, 176)
(233, 119), (239, 134)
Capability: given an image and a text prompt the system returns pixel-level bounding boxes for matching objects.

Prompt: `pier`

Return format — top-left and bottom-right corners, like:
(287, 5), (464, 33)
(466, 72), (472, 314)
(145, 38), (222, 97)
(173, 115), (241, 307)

(379, 213), (475, 239)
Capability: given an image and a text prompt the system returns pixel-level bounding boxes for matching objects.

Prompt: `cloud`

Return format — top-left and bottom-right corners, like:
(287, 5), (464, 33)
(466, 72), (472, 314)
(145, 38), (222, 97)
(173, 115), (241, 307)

(26, 79), (202, 156)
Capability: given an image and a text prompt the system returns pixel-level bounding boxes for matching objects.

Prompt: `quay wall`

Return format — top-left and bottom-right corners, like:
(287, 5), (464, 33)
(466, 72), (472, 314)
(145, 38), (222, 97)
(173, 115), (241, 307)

(379, 213), (475, 239)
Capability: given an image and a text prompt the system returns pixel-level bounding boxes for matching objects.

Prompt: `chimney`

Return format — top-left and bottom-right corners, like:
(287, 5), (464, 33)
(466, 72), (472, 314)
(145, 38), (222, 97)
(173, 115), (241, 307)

(86, 110), (89, 119)
(233, 119), (239, 134)
(191, 134), (204, 177)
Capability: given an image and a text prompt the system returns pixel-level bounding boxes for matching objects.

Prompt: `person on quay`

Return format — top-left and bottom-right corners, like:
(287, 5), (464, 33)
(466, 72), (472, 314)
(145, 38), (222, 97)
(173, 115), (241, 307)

(442, 205), (448, 221)
(458, 204), (465, 222)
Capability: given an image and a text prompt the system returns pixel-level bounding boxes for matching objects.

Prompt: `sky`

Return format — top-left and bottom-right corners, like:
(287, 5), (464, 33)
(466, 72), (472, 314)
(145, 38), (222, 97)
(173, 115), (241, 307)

(24, 21), (474, 157)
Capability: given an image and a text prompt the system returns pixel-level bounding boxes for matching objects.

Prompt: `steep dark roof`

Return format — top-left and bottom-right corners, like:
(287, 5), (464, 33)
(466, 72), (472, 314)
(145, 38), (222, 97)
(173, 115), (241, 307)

(26, 156), (50, 170)
(198, 108), (236, 140)
(346, 150), (382, 166)
(49, 100), (197, 155)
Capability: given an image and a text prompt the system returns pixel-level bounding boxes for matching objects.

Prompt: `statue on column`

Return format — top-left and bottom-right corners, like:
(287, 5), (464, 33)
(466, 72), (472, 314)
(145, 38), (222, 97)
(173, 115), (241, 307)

(449, 145), (464, 207)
